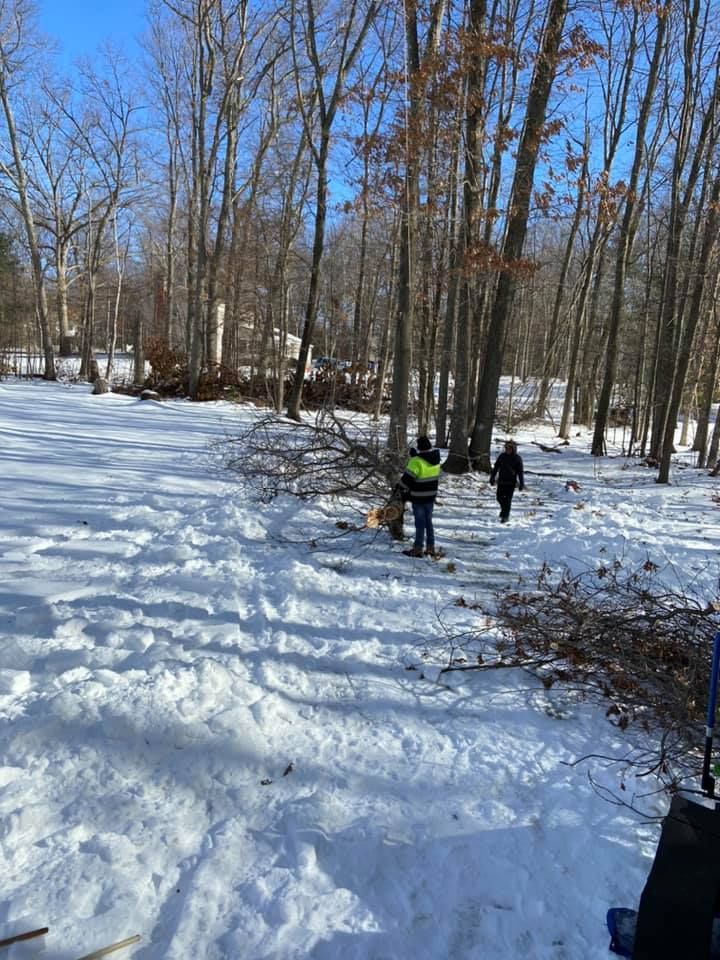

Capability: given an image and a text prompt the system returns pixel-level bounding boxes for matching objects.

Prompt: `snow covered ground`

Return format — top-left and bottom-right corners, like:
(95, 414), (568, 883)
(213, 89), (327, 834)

(1, 379), (718, 959)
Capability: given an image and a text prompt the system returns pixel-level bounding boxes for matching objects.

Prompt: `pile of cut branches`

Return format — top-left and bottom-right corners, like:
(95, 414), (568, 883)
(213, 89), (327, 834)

(218, 410), (403, 505)
(493, 559), (716, 738)
(435, 558), (719, 785)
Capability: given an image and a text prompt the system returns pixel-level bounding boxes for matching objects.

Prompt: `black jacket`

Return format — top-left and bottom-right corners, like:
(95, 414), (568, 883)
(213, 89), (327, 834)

(490, 451), (524, 489)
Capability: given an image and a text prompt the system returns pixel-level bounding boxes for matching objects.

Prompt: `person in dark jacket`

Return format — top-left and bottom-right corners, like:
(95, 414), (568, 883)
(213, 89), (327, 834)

(398, 435), (442, 557)
(489, 439), (524, 523)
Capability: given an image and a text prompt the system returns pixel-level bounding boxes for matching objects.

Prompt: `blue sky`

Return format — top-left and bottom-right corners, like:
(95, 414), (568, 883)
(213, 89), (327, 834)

(37, 0), (147, 61)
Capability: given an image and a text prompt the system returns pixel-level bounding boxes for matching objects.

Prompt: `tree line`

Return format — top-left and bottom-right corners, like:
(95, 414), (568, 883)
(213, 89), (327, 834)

(1, 0), (719, 481)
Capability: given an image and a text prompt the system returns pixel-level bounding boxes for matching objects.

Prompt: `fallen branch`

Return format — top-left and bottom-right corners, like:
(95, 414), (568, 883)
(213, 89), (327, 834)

(217, 410), (402, 504)
(424, 557), (720, 791)
(438, 655), (547, 675)
(0, 927), (48, 950)
(75, 934), (141, 960)
(532, 440), (569, 453)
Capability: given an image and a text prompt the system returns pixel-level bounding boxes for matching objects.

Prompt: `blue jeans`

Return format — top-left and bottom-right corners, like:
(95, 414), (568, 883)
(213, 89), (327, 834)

(412, 500), (435, 550)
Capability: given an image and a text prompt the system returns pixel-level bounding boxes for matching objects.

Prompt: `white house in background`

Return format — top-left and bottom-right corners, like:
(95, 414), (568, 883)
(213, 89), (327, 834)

(235, 322), (312, 374)
(283, 331), (308, 364)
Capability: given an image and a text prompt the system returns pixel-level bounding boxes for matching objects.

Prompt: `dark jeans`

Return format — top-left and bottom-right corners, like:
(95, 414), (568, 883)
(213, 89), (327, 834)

(412, 500), (435, 549)
(496, 482), (515, 520)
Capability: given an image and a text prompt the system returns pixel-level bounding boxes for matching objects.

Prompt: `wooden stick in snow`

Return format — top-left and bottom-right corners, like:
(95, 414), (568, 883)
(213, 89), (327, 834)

(75, 934), (141, 960)
(0, 926), (49, 949)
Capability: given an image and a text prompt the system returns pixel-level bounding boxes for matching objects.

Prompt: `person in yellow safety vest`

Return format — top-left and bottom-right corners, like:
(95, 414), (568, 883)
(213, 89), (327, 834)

(398, 436), (442, 558)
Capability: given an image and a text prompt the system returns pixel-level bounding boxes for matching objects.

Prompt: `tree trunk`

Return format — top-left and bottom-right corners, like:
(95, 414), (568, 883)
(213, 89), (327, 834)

(693, 299), (720, 468)
(444, 0), (486, 473)
(657, 159), (720, 482)
(590, 4), (668, 454)
(286, 0), (380, 420)
(558, 241), (604, 438)
(372, 229), (399, 422)
(56, 243), (73, 357)
(133, 310), (145, 387)
(649, 12), (717, 462)
(165, 144), (178, 347)
(0, 79), (55, 379)
(435, 127), (461, 448)
(286, 131), (330, 420)
(534, 133), (589, 418)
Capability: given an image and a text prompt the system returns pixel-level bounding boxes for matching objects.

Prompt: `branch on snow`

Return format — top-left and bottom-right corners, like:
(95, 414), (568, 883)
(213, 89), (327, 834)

(217, 409), (404, 505)
(419, 558), (720, 791)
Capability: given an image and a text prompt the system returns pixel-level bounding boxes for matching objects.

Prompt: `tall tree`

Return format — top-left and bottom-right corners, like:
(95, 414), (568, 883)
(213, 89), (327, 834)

(60, 54), (139, 380)
(656, 139), (720, 482)
(145, 8), (186, 348)
(649, 4), (720, 467)
(285, 0), (379, 421)
(469, 0), (569, 469)
(693, 295), (720, 468)
(533, 132), (589, 421)
(385, 0), (446, 453)
(154, 0), (261, 398)
(26, 80), (88, 357)
(590, 0), (669, 455)
(444, 0), (487, 473)
(0, 0), (55, 378)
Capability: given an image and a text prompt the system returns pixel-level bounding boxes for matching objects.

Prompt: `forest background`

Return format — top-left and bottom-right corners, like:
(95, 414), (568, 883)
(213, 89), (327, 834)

(1, 0), (719, 483)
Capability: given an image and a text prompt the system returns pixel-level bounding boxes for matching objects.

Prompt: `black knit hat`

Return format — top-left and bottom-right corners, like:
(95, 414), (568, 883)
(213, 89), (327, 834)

(417, 435), (432, 451)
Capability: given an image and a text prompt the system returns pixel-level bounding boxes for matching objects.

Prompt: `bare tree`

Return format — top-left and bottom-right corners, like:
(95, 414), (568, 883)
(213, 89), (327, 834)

(693, 295), (720, 468)
(469, 0), (569, 470)
(346, 47), (395, 374)
(259, 122), (313, 411)
(444, 0), (487, 473)
(650, 0), (720, 461)
(0, 0), (55, 378)
(285, 0), (380, 421)
(25, 80), (88, 357)
(145, 8), (186, 347)
(153, 1), (266, 398)
(657, 133), (720, 482)
(590, 0), (670, 455)
(58, 53), (139, 380)
(532, 132), (589, 421)
(383, 0), (446, 454)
